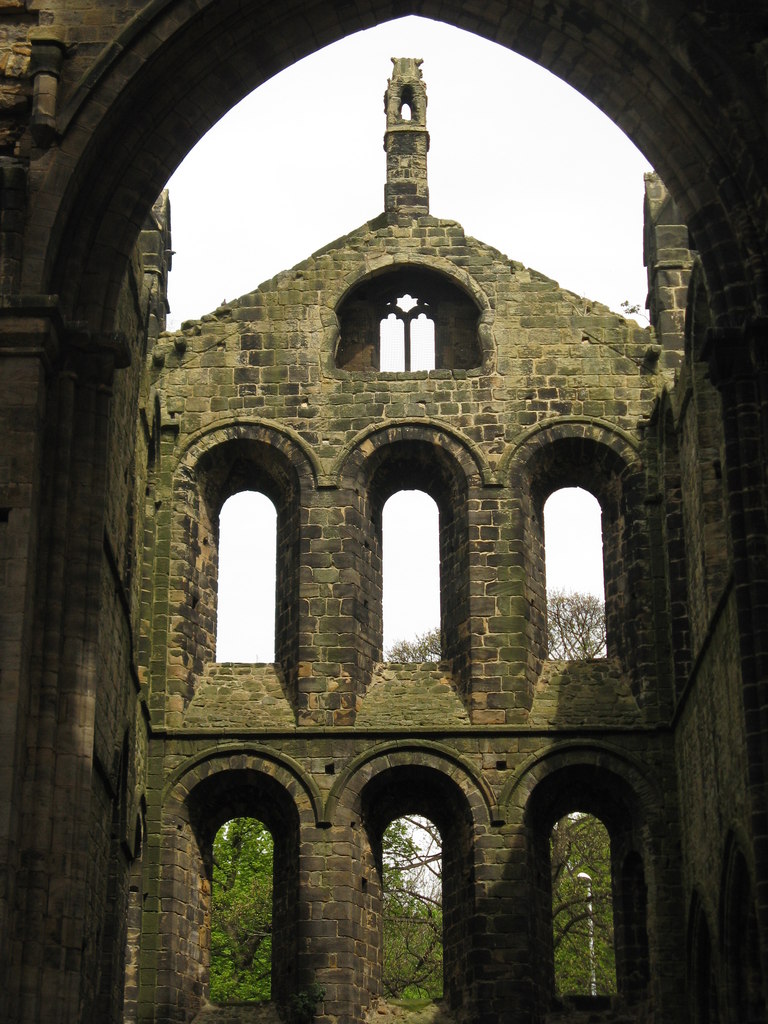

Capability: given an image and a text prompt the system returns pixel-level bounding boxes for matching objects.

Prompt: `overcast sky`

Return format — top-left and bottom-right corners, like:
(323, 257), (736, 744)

(167, 16), (652, 660)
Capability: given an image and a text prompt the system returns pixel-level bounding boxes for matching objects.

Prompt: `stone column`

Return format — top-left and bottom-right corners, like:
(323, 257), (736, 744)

(6, 311), (126, 1023)
(0, 301), (58, 1021)
(707, 317), (768, 993)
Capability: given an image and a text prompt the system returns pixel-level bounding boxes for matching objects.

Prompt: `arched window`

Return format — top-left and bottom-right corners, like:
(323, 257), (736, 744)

(382, 490), (440, 658)
(544, 488), (606, 659)
(382, 815), (443, 999)
(399, 85), (415, 122)
(379, 294), (435, 372)
(550, 812), (616, 996)
(216, 491), (277, 662)
(335, 267), (482, 371)
(210, 817), (274, 1004)
(360, 765), (475, 1014)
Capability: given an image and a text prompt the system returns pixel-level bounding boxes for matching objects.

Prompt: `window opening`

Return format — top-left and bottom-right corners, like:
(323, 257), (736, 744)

(410, 314), (436, 371)
(382, 490), (440, 657)
(216, 491), (276, 662)
(550, 813), (616, 997)
(379, 294), (435, 371)
(382, 815), (443, 999)
(399, 85), (415, 122)
(210, 817), (274, 1004)
(380, 313), (405, 372)
(544, 487), (606, 659)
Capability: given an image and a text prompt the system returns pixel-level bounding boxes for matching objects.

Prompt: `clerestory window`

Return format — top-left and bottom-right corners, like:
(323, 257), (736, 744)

(382, 489), (440, 657)
(216, 490), (277, 663)
(544, 487), (606, 660)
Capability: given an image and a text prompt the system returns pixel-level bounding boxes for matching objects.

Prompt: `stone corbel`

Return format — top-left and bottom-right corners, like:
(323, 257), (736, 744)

(65, 323), (131, 387)
(28, 29), (68, 148)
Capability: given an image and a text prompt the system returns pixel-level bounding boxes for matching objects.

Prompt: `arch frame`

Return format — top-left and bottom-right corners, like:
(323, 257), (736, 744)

(25, 2), (768, 337)
(323, 738), (500, 828)
(162, 744), (324, 828)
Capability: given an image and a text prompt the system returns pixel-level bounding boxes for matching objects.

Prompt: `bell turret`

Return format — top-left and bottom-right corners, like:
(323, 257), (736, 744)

(384, 57), (430, 217)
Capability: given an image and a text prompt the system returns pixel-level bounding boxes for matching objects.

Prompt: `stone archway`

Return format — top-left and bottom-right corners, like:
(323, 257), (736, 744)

(4, 8), (768, 1024)
(19, 2), (768, 334)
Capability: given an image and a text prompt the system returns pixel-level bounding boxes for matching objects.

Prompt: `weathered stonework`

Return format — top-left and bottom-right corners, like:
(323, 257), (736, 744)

(2, 10), (768, 1024)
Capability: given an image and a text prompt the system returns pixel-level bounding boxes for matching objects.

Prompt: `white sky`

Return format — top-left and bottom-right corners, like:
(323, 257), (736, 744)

(165, 16), (650, 660)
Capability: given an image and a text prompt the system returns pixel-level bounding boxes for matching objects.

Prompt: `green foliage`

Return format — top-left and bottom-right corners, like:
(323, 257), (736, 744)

(547, 590), (606, 660)
(382, 816), (443, 999)
(385, 627), (441, 663)
(210, 817), (273, 1004)
(620, 299), (649, 323)
(550, 813), (616, 996)
(288, 982), (325, 1023)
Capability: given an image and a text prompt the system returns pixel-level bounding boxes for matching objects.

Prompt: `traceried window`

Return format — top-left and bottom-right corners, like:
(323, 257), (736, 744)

(379, 294), (436, 371)
(335, 267), (482, 371)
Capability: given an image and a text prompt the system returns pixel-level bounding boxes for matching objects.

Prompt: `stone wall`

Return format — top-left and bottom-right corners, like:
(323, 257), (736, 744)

(1, 7), (768, 1024)
(132, 178), (692, 1023)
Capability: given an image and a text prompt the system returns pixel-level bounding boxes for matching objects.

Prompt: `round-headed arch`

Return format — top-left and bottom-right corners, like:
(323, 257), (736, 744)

(501, 739), (662, 837)
(323, 740), (500, 829)
(333, 258), (495, 372)
(334, 254), (493, 320)
(163, 744), (324, 831)
(176, 419), (320, 508)
(333, 419), (493, 493)
(28, 2), (768, 334)
(501, 418), (640, 513)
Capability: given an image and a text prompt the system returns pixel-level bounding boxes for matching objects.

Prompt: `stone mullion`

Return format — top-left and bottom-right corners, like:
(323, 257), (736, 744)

(708, 320), (768, 991)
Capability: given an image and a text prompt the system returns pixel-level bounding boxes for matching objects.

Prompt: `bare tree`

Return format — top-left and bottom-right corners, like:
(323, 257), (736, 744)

(547, 590), (606, 660)
(386, 627), (441, 662)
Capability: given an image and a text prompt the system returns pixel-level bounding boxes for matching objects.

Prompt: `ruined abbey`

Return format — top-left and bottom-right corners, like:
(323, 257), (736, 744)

(2, 6), (768, 1024)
